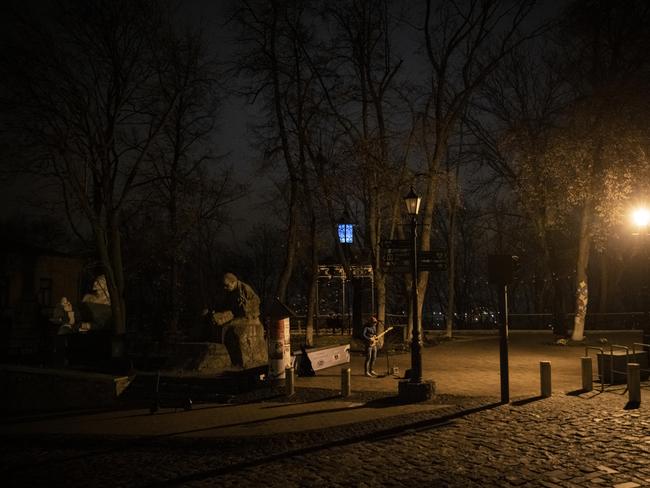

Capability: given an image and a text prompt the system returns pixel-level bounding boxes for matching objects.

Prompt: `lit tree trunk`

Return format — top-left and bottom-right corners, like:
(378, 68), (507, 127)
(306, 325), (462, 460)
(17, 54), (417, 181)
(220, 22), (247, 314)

(572, 203), (592, 341)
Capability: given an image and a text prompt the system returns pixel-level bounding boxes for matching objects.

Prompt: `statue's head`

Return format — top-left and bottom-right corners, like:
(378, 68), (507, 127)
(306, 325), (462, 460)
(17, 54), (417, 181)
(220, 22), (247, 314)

(223, 273), (238, 292)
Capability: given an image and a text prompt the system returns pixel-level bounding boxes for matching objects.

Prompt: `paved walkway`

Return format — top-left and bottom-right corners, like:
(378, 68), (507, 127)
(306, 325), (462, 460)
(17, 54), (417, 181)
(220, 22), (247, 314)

(1, 331), (647, 439)
(297, 330), (646, 398)
(3, 331), (650, 487)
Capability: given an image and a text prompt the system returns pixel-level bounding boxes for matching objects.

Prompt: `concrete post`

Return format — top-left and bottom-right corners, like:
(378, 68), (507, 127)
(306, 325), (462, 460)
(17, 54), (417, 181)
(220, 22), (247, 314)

(285, 367), (295, 397)
(540, 361), (552, 398)
(341, 367), (351, 397)
(581, 357), (593, 392)
(628, 363), (641, 404)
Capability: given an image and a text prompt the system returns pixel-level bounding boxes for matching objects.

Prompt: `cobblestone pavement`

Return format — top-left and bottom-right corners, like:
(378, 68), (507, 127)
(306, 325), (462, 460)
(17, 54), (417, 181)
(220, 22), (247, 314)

(3, 389), (650, 487)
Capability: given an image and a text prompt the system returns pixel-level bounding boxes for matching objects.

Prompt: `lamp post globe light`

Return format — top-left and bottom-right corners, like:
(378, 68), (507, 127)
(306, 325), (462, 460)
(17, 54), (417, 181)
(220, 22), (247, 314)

(398, 186), (435, 402)
(632, 207), (650, 233)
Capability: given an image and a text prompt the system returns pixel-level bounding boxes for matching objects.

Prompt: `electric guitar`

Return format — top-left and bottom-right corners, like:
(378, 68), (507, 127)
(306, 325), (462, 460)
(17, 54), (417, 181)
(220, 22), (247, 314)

(369, 326), (394, 347)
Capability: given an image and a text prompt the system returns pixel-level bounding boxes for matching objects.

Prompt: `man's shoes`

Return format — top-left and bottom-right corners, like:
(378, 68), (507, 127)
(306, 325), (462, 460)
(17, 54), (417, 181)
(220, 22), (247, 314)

(370, 371), (378, 376)
(365, 372), (373, 377)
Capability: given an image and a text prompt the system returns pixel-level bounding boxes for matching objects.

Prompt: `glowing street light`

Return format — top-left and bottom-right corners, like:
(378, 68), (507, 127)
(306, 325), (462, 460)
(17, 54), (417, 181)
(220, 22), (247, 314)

(632, 207), (650, 231)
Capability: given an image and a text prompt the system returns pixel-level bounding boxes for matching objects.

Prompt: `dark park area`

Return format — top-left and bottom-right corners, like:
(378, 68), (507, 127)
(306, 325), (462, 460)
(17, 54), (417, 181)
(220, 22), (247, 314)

(2, 0), (650, 486)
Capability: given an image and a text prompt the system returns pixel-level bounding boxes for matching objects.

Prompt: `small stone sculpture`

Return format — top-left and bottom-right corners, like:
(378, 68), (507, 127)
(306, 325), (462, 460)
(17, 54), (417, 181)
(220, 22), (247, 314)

(51, 297), (76, 335)
(79, 275), (112, 331)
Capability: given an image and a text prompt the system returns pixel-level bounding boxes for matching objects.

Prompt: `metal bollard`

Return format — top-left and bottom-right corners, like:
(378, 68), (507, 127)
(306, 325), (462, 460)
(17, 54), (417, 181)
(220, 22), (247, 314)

(581, 357), (593, 392)
(628, 363), (641, 405)
(341, 367), (351, 397)
(540, 361), (552, 398)
(285, 367), (295, 397)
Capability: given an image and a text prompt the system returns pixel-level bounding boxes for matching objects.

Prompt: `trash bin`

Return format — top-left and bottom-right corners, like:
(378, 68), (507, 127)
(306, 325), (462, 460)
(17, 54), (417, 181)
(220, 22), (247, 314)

(597, 351), (649, 384)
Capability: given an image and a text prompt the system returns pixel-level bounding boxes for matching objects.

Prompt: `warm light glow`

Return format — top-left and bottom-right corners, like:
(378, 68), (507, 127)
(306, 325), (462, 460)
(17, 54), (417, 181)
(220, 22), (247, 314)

(632, 207), (650, 228)
(404, 187), (421, 216)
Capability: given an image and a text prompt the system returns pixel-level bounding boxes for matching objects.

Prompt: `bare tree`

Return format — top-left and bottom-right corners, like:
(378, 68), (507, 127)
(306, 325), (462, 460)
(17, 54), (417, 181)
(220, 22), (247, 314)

(553, 0), (650, 340)
(312, 0), (411, 338)
(232, 0), (307, 308)
(468, 42), (574, 336)
(411, 0), (544, 335)
(146, 30), (241, 337)
(233, 0), (329, 345)
(1, 0), (189, 340)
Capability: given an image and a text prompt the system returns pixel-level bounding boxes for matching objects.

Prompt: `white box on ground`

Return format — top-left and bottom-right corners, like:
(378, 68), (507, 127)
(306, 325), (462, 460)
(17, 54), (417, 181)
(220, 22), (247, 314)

(292, 344), (350, 371)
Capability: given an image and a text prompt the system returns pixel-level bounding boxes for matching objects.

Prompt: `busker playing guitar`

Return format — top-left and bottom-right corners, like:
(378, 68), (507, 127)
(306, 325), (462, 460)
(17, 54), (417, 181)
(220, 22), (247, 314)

(362, 317), (393, 377)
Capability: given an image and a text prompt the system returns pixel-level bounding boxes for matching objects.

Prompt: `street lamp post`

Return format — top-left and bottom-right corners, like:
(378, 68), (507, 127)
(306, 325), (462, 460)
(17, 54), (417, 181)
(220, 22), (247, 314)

(405, 187), (423, 382)
(632, 207), (650, 346)
(398, 187), (435, 402)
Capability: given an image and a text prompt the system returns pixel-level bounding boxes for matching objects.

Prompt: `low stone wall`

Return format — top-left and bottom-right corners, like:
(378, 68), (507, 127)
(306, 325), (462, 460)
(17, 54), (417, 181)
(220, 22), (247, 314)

(0, 365), (130, 412)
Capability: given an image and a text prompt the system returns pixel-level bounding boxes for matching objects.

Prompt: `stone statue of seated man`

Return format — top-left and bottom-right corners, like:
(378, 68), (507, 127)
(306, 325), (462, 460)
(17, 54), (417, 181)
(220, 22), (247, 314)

(196, 273), (267, 368)
(209, 272), (260, 328)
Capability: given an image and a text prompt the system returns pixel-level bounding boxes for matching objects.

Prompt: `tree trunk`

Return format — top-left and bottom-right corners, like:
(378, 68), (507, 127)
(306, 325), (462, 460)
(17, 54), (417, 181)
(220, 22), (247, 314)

(598, 252), (609, 313)
(367, 190), (387, 339)
(544, 230), (568, 337)
(168, 176), (179, 337)
(445, 205), (456, 338)
(571, 204), (592, 341)
(304, 217), (318, 347)
(406, 278), (414, 343)
(270, 1), (299, 304)
(93, 218), (127, 338)
(416, 175), (441, 335)
(375, 271), (387, 345)
(109, 216), (127, 337)
(276, 179), (299, 303)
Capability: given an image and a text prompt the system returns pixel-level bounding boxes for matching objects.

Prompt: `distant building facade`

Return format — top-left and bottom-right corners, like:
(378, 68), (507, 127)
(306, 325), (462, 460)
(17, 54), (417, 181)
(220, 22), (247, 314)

(0, 245), (86, 359)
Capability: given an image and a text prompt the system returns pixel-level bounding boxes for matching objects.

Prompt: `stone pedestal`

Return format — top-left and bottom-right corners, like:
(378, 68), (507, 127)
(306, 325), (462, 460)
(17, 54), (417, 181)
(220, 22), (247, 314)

(167, 319), (268, 373)
(398, 379), (436, 402)
(223, 319), (268, 369)
(164, 342), (233, 372)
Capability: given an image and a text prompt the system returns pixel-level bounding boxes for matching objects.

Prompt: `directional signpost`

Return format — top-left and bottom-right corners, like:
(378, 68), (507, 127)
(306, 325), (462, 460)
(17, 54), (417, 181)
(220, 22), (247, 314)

(417, 250), (447, 271)
(381, 240), (446, 273)
(381, 240), (410, 273)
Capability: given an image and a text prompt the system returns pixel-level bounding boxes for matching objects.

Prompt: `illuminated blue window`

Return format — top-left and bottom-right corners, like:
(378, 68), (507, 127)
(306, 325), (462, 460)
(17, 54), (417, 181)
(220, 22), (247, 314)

(338, 224), (353, 244)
